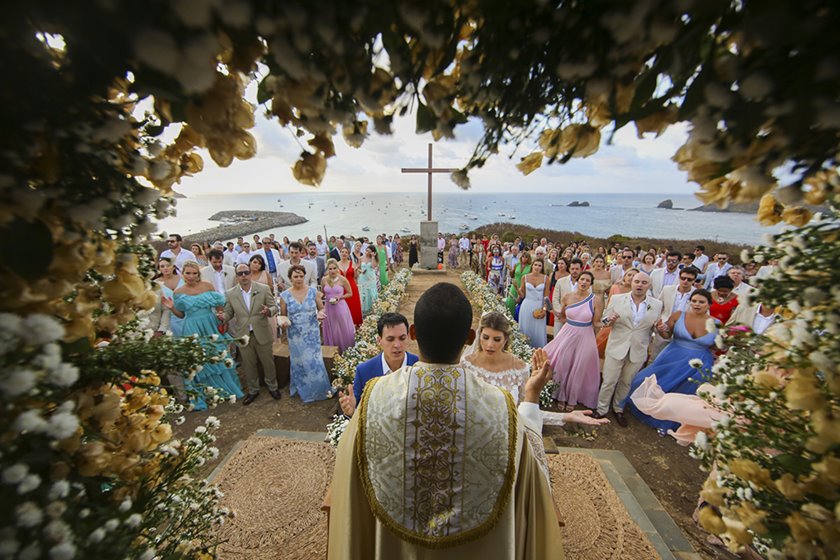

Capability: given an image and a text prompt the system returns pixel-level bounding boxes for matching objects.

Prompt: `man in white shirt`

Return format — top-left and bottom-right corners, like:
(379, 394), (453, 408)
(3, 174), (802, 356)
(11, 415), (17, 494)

(200, 249), (236, 294)
(650, 266), (699, 359)
(703, 252), (733, 290)
(610, 248), (637, 284)
(256, 237), (282, 282)
(692, 245), (710, 272)
(222, 242), (236, 267)
(650, 251), (681, 298)
(458, 234), (470, 269)
(726, 299), (776, 335)
(277, 241), (317, 290)
(728, 266), (754, 300)
(235, 241), (255, 266)
(315, 234), (329, 280)
(160, 234), (197, 270)
(436, 233), (445, 264)
(594, 273), (663, 427)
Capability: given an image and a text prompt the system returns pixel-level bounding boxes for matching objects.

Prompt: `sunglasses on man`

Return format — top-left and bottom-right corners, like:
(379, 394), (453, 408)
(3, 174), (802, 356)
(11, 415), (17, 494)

(236, 270), (251, 276)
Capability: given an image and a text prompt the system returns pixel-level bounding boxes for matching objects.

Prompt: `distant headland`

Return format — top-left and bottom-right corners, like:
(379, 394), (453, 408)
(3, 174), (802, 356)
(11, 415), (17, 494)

(182, 210), (308, 242)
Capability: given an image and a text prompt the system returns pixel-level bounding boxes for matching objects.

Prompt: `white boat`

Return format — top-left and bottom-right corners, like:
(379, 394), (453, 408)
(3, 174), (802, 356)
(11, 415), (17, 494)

(470, 216), (478, 220)
(510, 215), (517, 220)
(497, 212), (505, 216)
(362, 226), (370, 232)
(459, 224), (469, 230)
(400, 227), (410, 233)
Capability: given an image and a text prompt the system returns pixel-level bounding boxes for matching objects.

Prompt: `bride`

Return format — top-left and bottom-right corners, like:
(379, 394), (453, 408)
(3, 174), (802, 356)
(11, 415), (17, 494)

(462, 311), (609, 427)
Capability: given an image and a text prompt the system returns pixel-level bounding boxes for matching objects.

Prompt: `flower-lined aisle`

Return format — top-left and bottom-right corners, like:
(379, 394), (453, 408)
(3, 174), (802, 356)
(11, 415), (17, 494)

(460, 272), (558, 408)
(325, 269), (412, 445)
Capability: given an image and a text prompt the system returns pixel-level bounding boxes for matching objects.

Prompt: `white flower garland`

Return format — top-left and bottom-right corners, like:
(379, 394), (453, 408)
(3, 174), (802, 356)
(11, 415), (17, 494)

(325, 269), (413, 446)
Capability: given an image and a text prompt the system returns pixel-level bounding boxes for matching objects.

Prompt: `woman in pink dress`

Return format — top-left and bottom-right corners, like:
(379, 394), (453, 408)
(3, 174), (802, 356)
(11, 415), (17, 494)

(321, 259), (356, 353)
(337, 247), (363, 326)
(543, 271), (604, 411)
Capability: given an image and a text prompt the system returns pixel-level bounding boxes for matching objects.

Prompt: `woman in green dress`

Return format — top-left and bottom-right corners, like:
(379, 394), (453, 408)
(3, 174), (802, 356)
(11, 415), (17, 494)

(375, 235), (389, 287)
(505, 250), (532, 316)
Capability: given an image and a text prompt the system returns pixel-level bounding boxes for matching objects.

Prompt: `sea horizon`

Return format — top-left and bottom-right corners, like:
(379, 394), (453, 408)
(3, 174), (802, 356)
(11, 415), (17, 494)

(159, 191), (781, 246)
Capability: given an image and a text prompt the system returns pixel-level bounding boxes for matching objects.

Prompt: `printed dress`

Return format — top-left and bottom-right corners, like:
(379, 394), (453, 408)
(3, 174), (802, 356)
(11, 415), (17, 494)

(357, 261), (379, 314)
(280, 287), (332, 403)
(174, 291), (245, 410)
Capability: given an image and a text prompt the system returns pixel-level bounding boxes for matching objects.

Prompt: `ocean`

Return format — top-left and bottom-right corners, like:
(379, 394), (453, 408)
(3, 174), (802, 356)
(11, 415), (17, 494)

(158, 192), (780, 246)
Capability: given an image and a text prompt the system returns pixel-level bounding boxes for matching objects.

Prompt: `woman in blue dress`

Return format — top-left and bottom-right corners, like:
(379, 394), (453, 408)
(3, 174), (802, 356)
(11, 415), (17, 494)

(624, 289), (718, 433)
(517, 257), (550, 347)
(279, 264), (333, 403)
(162, 261), (245, 410)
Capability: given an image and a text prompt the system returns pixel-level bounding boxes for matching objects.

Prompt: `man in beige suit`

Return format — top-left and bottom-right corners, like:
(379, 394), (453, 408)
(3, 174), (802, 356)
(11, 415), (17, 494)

(593, 273), (663, 427)
(201, 249), (236, 294)
(726, 300), (776, 335)
(551, 258), (587, 323)
(218, 263), (280, 405)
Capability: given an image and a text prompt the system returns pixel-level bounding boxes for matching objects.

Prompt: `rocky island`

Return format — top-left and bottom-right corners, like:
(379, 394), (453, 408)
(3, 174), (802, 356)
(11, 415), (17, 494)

(567, 201), (590, 207)
(184, 210), (308, 242)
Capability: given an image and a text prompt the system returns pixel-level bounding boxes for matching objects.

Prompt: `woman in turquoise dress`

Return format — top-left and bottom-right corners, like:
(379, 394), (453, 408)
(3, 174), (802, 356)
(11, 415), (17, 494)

(279, 264), (333, 403)
(357, 245), (379, 314)
(623, 289), (718, 433)
(162, 261), (244, 411)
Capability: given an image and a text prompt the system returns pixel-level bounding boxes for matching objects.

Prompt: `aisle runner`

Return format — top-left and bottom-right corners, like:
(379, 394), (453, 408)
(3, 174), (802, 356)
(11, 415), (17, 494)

(212, 437), (658, 559)
(548, 454), (660, 560)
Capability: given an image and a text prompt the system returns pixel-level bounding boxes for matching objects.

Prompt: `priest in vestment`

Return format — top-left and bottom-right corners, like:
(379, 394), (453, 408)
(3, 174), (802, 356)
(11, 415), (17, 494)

(328, 283), (564, 559)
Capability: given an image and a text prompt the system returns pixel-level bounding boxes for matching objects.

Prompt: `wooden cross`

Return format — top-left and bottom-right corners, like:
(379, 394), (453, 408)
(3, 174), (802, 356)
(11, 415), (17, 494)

(401, 143), (456, 221)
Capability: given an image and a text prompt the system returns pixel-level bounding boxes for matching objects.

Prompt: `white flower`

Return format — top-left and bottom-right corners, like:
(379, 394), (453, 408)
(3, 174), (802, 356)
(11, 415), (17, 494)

(688, 358), (704, 369)
(0, 313), (22, 335)
(175, 416), (186, 426)
(3, 464), (29, 485)
(88, 528), (106, 543)
(0, 367), (37, 397)
(138, 548), (157, 560)
(693, 431), (708, 450)
(16, 502), (43, 528)
(21, 315), (65, 345)
(103, 519), (119, 532)
(46, 412), (79, 440)
(125, 513), (143, 528)
(118, 498), (132, 512)
(208, 447), (219, 460)
(47, 363), (79, 387)
(210, 333), (219, 341)
(239, 334), (250, 346)
(14, 409), (47, 432)
(194, 425), (206, 434)
(48, 542), (76, 560)
(17, 474), (41, 494)
(204, 416), (220, 429)
(43, 519), (71, 542)
(0, 537), (20, 556)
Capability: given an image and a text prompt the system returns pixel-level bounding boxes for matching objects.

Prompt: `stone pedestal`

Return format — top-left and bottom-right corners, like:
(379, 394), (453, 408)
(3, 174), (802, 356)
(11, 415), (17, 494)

(419, 221), (439, 270)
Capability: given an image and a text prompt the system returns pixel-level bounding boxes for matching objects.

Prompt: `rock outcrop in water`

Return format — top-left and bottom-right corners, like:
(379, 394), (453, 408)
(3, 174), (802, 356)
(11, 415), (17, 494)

(567, 201), (590, 207)
(657, 199), (674, 209)
(183, 210), (308, 242)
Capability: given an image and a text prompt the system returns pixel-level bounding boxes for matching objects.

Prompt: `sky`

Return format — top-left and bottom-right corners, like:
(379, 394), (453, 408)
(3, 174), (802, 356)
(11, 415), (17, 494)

(173, 80), (699, 198)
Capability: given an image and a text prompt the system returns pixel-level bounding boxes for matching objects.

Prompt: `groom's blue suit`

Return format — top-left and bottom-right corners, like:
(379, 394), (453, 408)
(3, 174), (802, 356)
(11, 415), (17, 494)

(352, 352), (419, 403)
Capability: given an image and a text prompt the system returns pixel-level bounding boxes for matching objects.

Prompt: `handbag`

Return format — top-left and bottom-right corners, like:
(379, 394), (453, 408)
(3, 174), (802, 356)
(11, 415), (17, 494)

(532, 308), (546, 319)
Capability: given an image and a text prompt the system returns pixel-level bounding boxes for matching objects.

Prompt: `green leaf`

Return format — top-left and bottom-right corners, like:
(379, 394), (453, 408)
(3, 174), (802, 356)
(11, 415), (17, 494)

(416, 101), (436, 134)
(774, 453), (811, 476)
(256, 76), (272, 105)
(0, 218), (53, 281)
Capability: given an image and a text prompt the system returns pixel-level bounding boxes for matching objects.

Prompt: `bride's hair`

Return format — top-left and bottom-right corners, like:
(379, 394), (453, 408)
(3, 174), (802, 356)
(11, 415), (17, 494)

(478, 312), (511, 351)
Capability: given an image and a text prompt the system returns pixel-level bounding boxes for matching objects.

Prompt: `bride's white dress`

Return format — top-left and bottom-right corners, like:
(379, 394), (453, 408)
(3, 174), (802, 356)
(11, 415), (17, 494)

(462, 359), (566, 426)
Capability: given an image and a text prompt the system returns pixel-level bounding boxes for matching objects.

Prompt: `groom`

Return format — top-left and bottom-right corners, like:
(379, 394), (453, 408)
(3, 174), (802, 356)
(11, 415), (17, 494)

(328, 283), (562, 558)
(337, 312), (418, 416)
